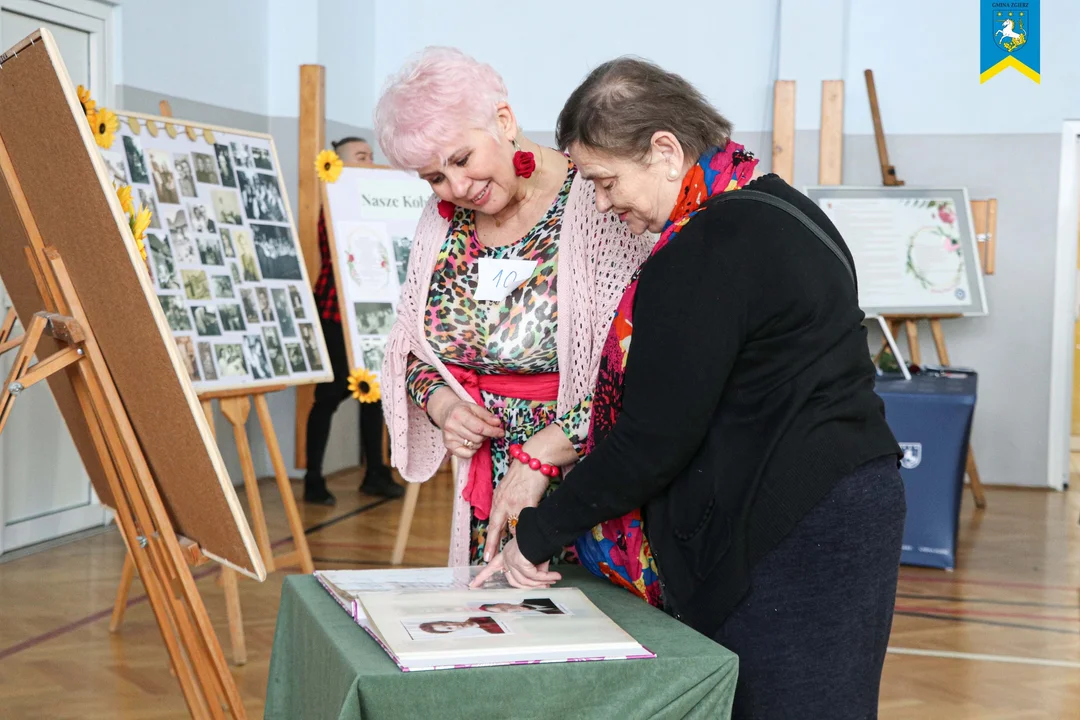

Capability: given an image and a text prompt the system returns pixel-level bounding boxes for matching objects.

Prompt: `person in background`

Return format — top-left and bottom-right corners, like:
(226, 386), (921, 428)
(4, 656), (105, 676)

(304, 136), (404, 505)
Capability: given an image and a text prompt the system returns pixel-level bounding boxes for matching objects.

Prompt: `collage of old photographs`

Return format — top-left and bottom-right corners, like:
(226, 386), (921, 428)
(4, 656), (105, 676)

(105, 124), (331, 390)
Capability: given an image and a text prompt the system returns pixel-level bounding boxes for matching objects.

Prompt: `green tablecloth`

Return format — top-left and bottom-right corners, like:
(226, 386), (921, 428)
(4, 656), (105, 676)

(265, 566), (738, 720)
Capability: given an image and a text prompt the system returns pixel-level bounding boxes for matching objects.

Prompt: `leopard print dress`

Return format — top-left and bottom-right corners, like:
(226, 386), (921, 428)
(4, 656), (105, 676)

(406, 162), (589, 564)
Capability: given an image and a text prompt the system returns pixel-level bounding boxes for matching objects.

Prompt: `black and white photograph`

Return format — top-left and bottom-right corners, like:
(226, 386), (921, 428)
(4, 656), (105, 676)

(271, 288), (297, 337)
(148, 234), (180, 290)
(148, 150), (180, 205)
(238, 172), (287, 222)
(251, 146), (274, 171)
(123, 135), (150, 185)
(360, 337), (386, 375)
(230, 142), (252, 169)
(299, 323), (324, 371)
(288, 285), (306, 319)
(251, 224), (302, 280)
(182, 269), (211, 301)
(188, 203), (217, 234)
(240, 288), (260, 324)
(255, 287), (275, 322)
(192, 305), (223, 336)
(197, 341), (218, 381)
(167, 208), (197, 262)
(197, 235), (224, 266)
(261, 326), (289, 376)
(220, 227), (237, 258)
(214, 343), (247, 377)
(214, 143), (237, 188)
(212, 274), (234, 299)
(392, 235), (412, 285)
(138, 188), (161, 229)
(211, 189), (243, 226)
(354, 302), (395, 336)
(176, 337), (200, 381)
(174, 153), (197, 197)
(102, 150), (128, 186)
(193, 152), (220, 185)
(285, 343), (307, 373)
(218, 304), (245, 332)
(158, 294), (192, 331)
(234, 229), (261, 282)
(230, 263), (242, 286)
(243, 334), (274, 380)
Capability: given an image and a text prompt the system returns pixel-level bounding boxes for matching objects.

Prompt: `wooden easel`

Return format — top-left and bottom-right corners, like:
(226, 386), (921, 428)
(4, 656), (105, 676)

(109, 101), (315, 666)
(864, 68), (993, 510)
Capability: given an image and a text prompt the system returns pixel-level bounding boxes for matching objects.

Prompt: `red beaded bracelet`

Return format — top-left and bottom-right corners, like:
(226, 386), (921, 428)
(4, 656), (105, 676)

(508, 444), (561, 477)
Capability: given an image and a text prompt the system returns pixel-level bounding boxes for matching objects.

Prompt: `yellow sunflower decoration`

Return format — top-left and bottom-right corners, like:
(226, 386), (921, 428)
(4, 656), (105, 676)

(347, 368), (381, 403)
(116, 185), (134, 215)
(76, 85), (96, 116)
(88, 107), (119, 149)
(316, 149), (344, 183)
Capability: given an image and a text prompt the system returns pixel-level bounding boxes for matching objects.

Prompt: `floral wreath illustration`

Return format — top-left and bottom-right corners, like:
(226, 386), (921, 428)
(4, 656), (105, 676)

(903, 200), (965, 295)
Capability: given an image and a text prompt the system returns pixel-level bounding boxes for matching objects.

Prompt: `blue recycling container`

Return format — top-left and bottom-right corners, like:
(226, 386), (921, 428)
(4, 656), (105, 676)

(873, 370), (977, 570)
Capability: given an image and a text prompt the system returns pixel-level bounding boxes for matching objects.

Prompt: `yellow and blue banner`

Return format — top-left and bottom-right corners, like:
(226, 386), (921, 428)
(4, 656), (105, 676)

(981, 1), (1040, 83)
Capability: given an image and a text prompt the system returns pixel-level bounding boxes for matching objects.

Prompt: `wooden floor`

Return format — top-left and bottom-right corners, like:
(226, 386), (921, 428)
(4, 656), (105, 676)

(1, 464), (1079, 719)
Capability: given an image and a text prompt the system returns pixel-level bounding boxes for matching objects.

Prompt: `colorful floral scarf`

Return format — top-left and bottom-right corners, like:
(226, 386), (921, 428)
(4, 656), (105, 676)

(574, 142), (760, 607)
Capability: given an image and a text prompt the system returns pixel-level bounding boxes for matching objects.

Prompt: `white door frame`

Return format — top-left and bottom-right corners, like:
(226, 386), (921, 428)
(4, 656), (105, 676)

(1047, 120), (1080, 492)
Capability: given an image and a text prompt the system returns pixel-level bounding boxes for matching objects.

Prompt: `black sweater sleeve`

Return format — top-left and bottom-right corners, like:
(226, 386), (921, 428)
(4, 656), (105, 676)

(517, 223), (750, 564)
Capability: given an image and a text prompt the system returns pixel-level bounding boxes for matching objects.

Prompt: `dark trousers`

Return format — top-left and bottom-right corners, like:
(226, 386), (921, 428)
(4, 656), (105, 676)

(713, 455), (906, 720)
(304, 317), (387, 484)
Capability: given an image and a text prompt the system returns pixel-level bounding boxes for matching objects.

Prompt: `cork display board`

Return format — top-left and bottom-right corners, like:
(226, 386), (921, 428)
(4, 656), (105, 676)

(0, 30), (264, 579)
(322, 166), (431, 377)
(102, 112), (333, 392)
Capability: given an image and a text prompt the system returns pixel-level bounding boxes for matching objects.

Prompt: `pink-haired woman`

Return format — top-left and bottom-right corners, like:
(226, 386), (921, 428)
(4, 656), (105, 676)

(376, 47), (652, 575)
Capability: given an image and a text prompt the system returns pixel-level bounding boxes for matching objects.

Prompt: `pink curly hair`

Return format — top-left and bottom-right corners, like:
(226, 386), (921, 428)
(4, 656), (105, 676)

(374, 46), (509, 171)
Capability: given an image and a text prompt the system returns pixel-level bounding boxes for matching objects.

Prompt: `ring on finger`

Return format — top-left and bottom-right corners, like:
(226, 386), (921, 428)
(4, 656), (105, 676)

(461, 438), (474, 449)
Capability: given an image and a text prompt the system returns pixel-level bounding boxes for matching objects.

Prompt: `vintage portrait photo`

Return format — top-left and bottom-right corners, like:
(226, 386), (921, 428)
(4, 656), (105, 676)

(167, 208), (197, 262)
(230, 263), (242, 286)
(401, 616), (509, 642)
(218, 304), (246, 332)
(271, 288), (297, 337)
(148, 234), (179, 290)
(182, 269), (211, 301)
(238, 171), (287, 222)
(197, 236), (224, 266)
(192, 305), (222, 336)
(234, 229), (261, 282)
(188, 203), (217, 234)
(148, 150), (180, 205)
(240, 288), (260, 324)
(174, 153), (197, 197)
(299, 323), (324, 371)
(101, 150), (128, 186)
(392, 236), (412, 285)
(211, 189), (243, 226)
(175, 337), (200, 382)
(211, 274), (234, 299)
(220, 227), (237, 258)
(193, 152), (221, 185)
(354, 303), (395, 336)
(214, 343), (247, 377)
(255, 287), (275, 322)
(251, 224), (302, 280)
(230, 142), (252, 169)
(251, 146), (274, 171)
(261, 326), (289, 376)
(214, 143), (237, 188)
(285, 343), (307, 373)
(137, 188), (161, 229)
(123, 135), (150, 185)
(197, 342), (218, 381)
(243, 334), (274, 380)
(158, 294), (192, 332)
(471, 598), (567, 616)
(360, 337), (386, 374)
(288, 285), (306, 320)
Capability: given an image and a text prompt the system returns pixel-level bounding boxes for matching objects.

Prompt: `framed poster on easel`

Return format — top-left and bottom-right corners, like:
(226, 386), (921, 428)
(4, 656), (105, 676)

(803, 186), (989, 318)
(321, 165), (432, 379)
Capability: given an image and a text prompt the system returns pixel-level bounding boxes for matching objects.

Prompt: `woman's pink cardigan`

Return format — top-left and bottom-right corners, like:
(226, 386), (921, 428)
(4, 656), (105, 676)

(382, 173), (654, 566)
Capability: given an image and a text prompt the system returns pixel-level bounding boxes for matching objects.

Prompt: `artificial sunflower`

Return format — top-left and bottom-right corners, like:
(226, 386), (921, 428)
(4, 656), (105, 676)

(130, 206), (152, 261)
(76, 85), (96, 116)
(116, 184), (134, 215)
(316, 149), (344, 183)
(347, 368), (381, 403)
(88, 107), (119, 149)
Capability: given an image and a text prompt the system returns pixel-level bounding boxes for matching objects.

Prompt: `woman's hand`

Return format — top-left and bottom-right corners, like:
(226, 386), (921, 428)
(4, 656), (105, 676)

(471, 538), (561, 590)
(485, 460), (548, 560)
(427, 387), (504, 459)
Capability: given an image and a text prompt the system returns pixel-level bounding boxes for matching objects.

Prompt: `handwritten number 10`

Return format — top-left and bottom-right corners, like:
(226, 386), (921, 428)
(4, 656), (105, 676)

(492, 269), (518, 289)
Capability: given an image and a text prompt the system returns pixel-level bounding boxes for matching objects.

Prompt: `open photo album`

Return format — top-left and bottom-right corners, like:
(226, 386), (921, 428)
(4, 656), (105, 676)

(315, 567), (655, 672)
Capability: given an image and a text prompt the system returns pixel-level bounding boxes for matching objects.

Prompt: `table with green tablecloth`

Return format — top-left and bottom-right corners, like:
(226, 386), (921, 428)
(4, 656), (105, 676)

(265, 565), (738, 719)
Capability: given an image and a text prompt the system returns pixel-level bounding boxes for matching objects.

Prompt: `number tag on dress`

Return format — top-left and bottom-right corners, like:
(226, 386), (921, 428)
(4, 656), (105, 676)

(475, 258), (539, 302)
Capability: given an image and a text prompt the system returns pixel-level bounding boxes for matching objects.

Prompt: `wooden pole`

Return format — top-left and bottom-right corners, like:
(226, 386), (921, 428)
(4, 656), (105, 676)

(771, 80), (796, 185)
(864, 69), (903, 186)
(818, 80), (844, 185)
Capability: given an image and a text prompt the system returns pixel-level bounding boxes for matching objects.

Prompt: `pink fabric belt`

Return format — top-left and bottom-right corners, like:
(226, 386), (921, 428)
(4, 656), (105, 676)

(447, 365), (560, 520)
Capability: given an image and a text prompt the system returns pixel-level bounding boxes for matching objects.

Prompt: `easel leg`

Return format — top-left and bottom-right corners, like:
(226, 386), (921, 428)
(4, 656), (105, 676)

(904, 320), (921, 366)
(109, 552), (136, 632)
(253, 393), (314, 573)
(928, 319), (987, 509)
(391, 481), (421, 565)
(219, 397), (275, 571)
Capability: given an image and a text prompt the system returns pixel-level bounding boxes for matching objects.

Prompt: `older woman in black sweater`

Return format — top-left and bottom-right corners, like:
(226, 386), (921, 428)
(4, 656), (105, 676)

(473, 57), (906, 718)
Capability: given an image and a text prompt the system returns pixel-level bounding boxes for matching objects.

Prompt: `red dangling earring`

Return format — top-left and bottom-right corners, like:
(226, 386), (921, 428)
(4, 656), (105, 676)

(512, 138), (536, 178)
